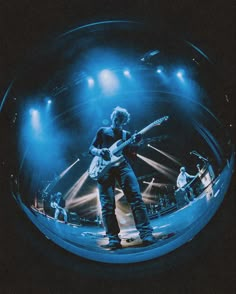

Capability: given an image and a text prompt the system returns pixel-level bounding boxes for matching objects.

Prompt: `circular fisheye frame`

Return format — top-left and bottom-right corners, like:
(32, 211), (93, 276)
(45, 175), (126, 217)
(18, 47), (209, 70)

(3, 21), (234, 264)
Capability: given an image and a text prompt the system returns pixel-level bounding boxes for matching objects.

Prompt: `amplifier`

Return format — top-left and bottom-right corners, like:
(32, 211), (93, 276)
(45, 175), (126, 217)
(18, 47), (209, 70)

(68, 212), (80, 225)
(174, 189), (187, 209)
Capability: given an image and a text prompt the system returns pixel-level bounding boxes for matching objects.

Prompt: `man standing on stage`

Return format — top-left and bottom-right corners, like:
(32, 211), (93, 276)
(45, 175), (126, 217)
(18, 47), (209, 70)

(89, 106), (156, 250)
(176, 166), (197, 203)
(51, 192), (68, 223)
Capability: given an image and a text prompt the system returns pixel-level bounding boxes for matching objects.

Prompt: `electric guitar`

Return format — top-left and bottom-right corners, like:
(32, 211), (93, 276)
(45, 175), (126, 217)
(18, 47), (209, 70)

(88, 116), (169, 180)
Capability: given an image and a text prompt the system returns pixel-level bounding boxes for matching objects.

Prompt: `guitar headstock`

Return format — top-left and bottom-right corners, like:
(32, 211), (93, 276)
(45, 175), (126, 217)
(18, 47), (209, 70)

(138, 116), (169, 136)
(153, 115), (169, 126)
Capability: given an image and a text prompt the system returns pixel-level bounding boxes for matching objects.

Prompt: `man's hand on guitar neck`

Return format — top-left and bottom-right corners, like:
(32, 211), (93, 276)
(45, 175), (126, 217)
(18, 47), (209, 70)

(131, 132), (143, 144)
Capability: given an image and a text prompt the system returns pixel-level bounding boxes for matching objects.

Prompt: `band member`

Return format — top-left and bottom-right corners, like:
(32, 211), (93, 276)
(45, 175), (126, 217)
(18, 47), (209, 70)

(51, 192), (68, 223)
(176, 167), (197, 203)
(89, 106), (156, 250)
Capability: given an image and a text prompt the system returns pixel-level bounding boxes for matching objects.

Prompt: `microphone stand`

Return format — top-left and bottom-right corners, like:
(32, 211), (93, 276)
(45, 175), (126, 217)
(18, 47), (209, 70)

(190, 151), (208, 162)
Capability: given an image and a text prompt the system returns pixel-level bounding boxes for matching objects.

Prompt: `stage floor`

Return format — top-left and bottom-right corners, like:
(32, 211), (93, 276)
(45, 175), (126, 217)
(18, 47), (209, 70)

(14, 153), (234, 264)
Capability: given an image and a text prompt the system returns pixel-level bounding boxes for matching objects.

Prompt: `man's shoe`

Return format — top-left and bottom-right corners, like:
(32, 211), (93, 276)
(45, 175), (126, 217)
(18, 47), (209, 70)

(101, 242), (122, 250)
(142, 235), (156, 246)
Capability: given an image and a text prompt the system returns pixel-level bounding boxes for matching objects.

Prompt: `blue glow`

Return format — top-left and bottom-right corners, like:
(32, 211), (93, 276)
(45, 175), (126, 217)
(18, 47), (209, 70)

(46, 99), (52, 112)
(168, 67), (201, 100)
(29, 108), (38, 115)
(87, 77), (95, 88)
(156, 66), (164, 74)
(123, 69), (131, 78)
(21, 105), (70, 178)
(156, 65), (164, 74)
(155, 66), (169, 85)
(98, 69), (119, 95)
(176, 69), (185, 80)
(30, 109), (41, 132)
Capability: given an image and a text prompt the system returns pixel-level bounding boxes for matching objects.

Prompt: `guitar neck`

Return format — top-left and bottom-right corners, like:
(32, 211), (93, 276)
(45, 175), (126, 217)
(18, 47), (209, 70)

(138, 121), (158, 135)
(184, 174), (198, 189)
(113, 136), (133, 154)
(113, 120), (163, 154)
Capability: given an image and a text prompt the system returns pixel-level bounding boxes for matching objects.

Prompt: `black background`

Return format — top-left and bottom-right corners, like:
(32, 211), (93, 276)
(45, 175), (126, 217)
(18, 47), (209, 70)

(0, 0), (235, 293)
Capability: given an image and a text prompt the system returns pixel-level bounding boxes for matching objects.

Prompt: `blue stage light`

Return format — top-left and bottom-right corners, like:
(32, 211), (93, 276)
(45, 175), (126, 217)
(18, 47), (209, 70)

(29, 108), (38, 115)
(87, 77), (95, 88)
(123, 69), (131, 78)
(30, 109), (40, 131)
(176, 70), (185, 79)
(45, 98), (52, 112)
(98, 69), (119, 95)
(156, 66), (164, 74)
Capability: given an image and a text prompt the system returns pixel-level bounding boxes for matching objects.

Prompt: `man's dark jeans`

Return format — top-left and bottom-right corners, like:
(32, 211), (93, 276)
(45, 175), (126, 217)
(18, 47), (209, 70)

(98, 161), (153, 242)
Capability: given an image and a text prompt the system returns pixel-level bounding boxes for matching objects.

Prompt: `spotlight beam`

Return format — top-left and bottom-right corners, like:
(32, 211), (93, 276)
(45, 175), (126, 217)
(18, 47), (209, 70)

(147, 144), (181, 166)
(40, 158), (81, 195)
(59, 158), (80, 179)
(143, 181), (169, 187)
(143, 177), (155, 195)
(137, 154), (177, 182)
(67, 191), (97, 209)
(64, 170), (89, 201)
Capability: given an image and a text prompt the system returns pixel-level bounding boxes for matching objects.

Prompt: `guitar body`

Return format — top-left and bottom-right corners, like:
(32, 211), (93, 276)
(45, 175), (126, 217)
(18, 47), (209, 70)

(88, 116), (169, 180)
(88, 140), (125, 180)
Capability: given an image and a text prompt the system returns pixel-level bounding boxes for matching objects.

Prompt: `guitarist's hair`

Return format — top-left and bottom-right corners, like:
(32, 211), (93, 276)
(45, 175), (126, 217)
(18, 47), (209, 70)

(110, 106), (130, 124)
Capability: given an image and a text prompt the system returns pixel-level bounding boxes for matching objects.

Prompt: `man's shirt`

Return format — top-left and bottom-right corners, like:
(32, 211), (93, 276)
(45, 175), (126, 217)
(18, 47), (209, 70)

(89, 126), (138, 160)
(176, 172), (194, 188)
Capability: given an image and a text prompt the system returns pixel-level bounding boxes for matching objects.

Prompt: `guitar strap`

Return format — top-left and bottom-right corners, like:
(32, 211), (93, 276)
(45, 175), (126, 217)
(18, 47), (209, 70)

(122, 130), (127, 141)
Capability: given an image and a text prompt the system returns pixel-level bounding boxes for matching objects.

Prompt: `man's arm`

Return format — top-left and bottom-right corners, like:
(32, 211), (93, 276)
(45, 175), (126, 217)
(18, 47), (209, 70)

(89, 146), (102, 156)
(89, 146), (111, 160)
(89, 128), (103, 156)
(185, 172), (196, 179)
(89, 128), (111, 160)
(123, 131), (142, 161)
